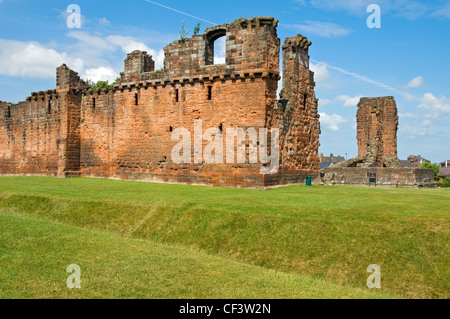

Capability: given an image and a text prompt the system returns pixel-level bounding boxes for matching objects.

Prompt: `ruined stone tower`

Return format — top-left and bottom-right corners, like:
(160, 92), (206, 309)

(0, 17), (321, 188)
(324, 96), (435, 187)
(275, 35), (320, 174)
(336, 96), (401, 168)
(356, 97), (401, 167)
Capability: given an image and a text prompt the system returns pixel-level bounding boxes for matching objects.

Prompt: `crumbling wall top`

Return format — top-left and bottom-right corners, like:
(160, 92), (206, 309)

(56, 64), (88, 91)
(230, 17), (278, 29)
(159, 16), (280, 79)
(121, 50), (155, 82)
(282, 34), (312, 50)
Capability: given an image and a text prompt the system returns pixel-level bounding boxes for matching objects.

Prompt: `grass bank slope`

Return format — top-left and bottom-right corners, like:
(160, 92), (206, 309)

(0, 177), (448, 298)
(0, 213), (387, 299)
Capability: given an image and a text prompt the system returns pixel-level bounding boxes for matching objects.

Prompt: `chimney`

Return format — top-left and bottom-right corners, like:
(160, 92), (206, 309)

(446, 159), (448, 167)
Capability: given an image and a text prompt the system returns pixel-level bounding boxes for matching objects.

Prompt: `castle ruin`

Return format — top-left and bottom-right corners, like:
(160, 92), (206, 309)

(323, 97), (435, 187)
(335, 96), (401, 168)
(0, 17), (321, 188)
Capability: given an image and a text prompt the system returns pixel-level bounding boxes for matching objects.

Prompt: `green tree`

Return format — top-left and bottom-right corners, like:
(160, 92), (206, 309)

(112, 77), (121, 85)
(86, 79), (117, 90)
(421, 162), (440, 181)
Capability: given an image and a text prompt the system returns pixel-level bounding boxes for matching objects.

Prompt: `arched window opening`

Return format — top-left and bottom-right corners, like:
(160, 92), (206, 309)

(205, 29), (227, 66)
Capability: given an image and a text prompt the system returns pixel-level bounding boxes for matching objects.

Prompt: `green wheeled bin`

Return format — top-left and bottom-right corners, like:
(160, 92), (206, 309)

(306, 176), (312, 186)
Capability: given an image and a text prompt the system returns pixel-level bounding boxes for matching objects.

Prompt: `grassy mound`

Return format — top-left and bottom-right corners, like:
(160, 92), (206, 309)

(0, 176), (448, 298)
(0, 213), (387, 299)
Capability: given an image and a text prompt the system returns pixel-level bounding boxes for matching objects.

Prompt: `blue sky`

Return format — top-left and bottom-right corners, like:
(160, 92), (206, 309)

(0, 0), (449, 163)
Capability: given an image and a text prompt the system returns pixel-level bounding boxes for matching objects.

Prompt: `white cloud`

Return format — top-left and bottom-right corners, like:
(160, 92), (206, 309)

(214, 36), (226, 64)
(106, 35), (165, 69)
(282, 21), (352, 38)
(310, 62), (340, 90)
(336, 95), (362, 107)
(67, 31), (115, 52)
(433, 2), (450, 18)
(0, 39), (84, 78)
(308, 0), (373, 13)
(401, 124), (427, 136)
(66, 32), (166, 69)
(318, 99), (332, 107)
(310, 62), (329, 84)
(404, 76), (425, 89)
(319, 112), (348, 131)
(312, 59), (397, 92)
(66, 31), (116, 67)
(98, 17), (111, 25)
(418, 93), (450, 118)
(397, 1), (430, 19)
(311, 59), (423, 102)
(399, 112), (417, 119)
(403, 92), (418, 101)
(0, 31), (167, 82)
(107, 35), (151, 53)
(421, 120), (432, 127)
(151, 49), (165, 70)
(83, 67), (118, 83)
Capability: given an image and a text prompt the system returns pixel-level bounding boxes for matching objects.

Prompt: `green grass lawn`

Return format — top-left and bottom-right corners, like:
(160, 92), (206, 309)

(0, 213), (387, 299)
(0, 176), (448, 299)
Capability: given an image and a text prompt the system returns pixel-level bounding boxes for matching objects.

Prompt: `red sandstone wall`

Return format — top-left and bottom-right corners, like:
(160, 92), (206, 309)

(58, 90), (82, 177)
(356, 96), (399, 166)
(0, 17), (321, 188)
(0, 94), (61, 175)
(268, 35), (320, 179)
(80, 76), (272, 187)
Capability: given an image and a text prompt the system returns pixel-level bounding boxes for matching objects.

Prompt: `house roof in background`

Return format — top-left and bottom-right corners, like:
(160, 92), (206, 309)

(438, 167), (450, 177)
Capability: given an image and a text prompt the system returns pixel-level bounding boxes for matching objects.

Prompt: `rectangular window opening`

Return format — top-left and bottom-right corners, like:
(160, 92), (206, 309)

(92, 98), (96, 109)
(47, 100), (51, 114)
(175, 89), (179, 103)
(135, 93), (139, 106)
(6, 106), (11, 118)
(208, 86), (212, 100)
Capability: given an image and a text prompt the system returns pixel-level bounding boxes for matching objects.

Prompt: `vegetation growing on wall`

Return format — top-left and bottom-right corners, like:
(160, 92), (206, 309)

(85, 77), (121, 90)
